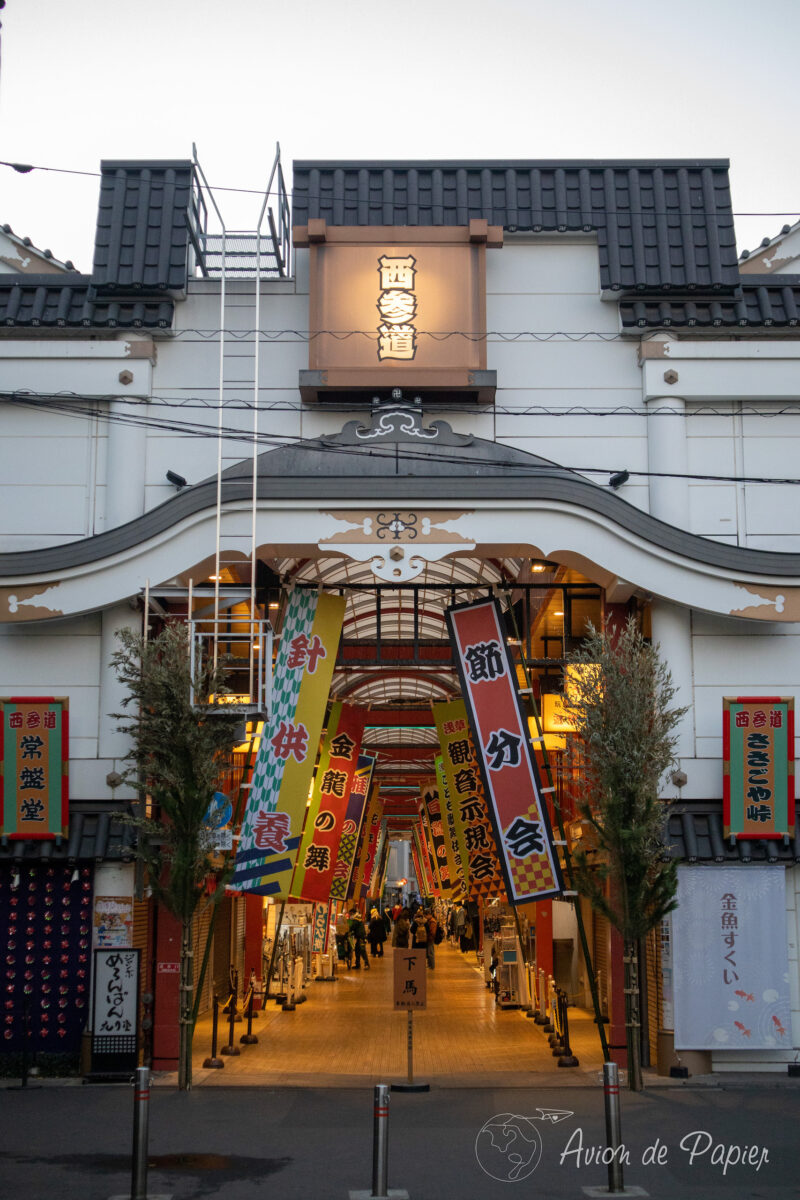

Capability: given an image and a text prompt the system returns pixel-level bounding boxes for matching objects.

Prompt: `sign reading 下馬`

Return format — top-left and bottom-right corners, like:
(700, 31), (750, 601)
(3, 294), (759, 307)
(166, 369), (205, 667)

(232, 590), (345, 896)
(91, 948), (140, 1074)
(293, 224), (502, 402)
(723, 697), (794, 838)
(0, 697), (69, 840)
(673, 866), (791, 1050)
(446, 598), (563, 904)
(393, 948), (427, 1010)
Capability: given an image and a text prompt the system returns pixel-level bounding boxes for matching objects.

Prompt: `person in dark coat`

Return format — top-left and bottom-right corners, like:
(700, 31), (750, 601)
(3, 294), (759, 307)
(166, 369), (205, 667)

(392, 907), (411, 948)
(368, 908), (386, 958)
(349, 908), (370, 970)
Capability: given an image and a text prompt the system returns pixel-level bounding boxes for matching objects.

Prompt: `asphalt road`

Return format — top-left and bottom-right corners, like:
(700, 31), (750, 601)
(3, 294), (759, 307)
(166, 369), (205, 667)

(0, 1081), (798, 1200)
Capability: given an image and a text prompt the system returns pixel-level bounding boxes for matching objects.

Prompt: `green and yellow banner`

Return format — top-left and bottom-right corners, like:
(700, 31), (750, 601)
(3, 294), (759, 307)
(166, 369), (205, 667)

(435, 753), (468, 898)
(723, 697), (795, 838)
(432, 698), (505, 901)
(1, 697), (69, 840)
(232, 590), (345, 896)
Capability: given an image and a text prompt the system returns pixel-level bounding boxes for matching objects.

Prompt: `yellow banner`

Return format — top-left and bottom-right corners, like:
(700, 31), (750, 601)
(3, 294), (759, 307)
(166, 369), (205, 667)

(233, 591), (345, 896)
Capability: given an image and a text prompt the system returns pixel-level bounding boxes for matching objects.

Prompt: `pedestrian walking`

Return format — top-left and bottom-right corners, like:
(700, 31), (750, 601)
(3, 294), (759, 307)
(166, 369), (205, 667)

(392, 908), (411, 948)
(349, 908), (370, 970)
(368, 908), (386, 958)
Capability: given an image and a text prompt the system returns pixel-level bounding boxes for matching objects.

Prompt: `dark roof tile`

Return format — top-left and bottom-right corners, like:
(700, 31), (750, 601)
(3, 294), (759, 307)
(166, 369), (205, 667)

(0, 275), (174, 329)
(620, 276), (800, 328)
(293, 159), (740, 292)
(92, 160), (196, 292)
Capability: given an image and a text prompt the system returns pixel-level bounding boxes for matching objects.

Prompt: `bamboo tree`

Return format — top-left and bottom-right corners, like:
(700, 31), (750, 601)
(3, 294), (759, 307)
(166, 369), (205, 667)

(111, 623), (239, 1091)
(562, 616), (687, 1091)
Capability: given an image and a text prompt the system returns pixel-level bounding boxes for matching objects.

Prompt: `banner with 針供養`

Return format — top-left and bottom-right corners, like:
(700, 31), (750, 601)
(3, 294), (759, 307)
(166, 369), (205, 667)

(1, 697), (69, 840)
(432, 699), (505, 900)
(329, 754), (375, 902)
(292, 702), (366, 901)
(232, 591), (345, 896)
(446, 598), (563, 904)
(723, 697), (795, 839)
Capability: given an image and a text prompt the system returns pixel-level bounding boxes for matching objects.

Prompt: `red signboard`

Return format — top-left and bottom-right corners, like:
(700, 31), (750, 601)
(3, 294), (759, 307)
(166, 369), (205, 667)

(446, 599), (563, 904)
(1, 697), (69, 840)
(723, 697), (795, 839)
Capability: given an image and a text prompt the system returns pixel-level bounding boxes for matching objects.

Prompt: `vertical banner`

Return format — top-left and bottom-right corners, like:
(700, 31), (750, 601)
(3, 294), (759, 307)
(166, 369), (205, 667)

(232, 591), (346, 895)
(446, 599), (563, 904)
(0, 697), (69, 839)
(422, 782), (452, 896)
(673, 866), (791, 1050)
(353, 787), (383, 902)
(311, 901), (330, 953)
(293, 702), (366, 901)
(412, 822), (436, 897)
(723, 697), (794, 838)
(368, 822), (388, 897)
(330, 754), (375, 903)
(435, 754), (468, 898)
(432, 699), (505, 900)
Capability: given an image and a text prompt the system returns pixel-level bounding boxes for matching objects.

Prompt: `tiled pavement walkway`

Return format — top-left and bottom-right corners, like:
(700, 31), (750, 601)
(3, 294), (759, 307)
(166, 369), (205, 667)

(188, 942), (608, 1088)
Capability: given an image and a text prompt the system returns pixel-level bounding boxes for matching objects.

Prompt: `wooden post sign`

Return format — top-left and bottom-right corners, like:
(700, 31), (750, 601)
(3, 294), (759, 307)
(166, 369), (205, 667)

(393, 949), (427, 1010)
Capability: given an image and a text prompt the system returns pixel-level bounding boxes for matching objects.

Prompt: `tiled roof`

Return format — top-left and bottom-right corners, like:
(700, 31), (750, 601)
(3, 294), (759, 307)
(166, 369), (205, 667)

(292, 159), (740, 293)
(0, 275), (173, 328)
(91, 160), (196, 292)
(0, 223), (76, 271)
(620, 276), (800, 329)
(666, 805), (800, 864)
(0, 804), (136, 863)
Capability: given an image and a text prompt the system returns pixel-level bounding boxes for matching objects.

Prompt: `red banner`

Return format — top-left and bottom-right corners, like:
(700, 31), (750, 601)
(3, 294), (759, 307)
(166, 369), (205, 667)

(1, 697), (69, 840)
(723, 697), (795, 839)
(292, 703), (366, 901)
(446, 598), (563, 904)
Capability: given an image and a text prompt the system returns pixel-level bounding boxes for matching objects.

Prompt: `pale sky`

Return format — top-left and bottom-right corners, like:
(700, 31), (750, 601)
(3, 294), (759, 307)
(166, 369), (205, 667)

(2, 0), (799, 271)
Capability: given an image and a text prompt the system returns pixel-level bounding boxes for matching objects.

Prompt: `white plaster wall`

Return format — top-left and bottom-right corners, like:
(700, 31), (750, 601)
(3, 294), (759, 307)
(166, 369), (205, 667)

(0, 614), (134, 801)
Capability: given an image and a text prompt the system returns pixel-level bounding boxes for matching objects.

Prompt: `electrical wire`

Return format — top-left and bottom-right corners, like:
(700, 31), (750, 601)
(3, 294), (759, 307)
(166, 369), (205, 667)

(5, 390), (800, 486)
(4, 387), (800, 421)
(2, 158), (800, 221)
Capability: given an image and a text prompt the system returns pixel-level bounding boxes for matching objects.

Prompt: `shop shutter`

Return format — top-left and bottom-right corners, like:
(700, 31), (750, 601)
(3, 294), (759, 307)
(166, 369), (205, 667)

(645, 928), (661, 1065)
(233, 895), (247, 987)
(193, 903), (214, 1017)
(212, 896), (233, 1002)
(592, 913), (610, 1017)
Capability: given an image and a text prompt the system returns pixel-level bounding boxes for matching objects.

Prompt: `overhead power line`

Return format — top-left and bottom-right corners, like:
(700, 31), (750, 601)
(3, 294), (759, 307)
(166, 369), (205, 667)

(4, 390), (800, 486)
(1, 158), (800, 221)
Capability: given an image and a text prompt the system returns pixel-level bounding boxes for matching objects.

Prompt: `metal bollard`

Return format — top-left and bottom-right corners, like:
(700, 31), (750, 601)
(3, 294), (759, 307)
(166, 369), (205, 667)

(534, 968), (547, 1024)
(221, 988), (240, 1057)
(543, 978), (555, 1034)
(131, 1066), (150, 1200)
(202, 995), (224, 1068)
(558, 992), (579, 1068)
(372, 1083), (390, 1198)
(240, 986), (258, 1045)
(603, 1061), (624, 1193)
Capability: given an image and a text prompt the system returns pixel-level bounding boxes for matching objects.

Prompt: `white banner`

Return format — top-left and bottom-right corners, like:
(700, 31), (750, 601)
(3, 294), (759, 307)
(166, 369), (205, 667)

(673, 866), (791, 1050)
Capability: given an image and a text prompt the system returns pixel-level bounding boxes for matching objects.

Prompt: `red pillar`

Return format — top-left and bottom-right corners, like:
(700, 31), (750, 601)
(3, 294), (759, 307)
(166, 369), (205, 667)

(533, 899), (553, 978)
(608, 924), (628, 1069)
(244, 894), (264, 1009)
(151, 905), (180, 1071)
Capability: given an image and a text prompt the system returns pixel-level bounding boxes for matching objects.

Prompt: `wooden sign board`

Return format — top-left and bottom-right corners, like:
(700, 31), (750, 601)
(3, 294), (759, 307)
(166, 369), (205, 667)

(393, 948), (427, 1010)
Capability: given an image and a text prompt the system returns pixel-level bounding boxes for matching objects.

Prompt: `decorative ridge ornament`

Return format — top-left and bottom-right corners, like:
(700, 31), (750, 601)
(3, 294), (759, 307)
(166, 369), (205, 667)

(329, 405), (474, 447)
